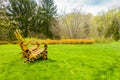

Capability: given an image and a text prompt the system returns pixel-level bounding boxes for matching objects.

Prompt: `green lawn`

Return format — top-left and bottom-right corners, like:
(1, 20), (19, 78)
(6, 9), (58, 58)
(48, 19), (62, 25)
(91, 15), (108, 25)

(0, 42), (120, 80)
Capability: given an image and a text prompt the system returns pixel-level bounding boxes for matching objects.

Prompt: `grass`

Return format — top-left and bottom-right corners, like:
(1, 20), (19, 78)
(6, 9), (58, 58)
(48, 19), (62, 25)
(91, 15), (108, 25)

(0, 42), (120, 80)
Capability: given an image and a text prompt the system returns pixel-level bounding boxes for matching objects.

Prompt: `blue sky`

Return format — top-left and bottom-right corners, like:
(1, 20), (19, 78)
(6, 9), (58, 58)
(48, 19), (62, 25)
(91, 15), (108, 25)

(54, 0), (120, 15)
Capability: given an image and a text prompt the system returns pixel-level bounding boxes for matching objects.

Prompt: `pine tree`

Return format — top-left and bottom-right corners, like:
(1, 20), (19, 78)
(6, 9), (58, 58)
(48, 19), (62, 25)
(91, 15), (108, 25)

(7, 0), (37, 37)
(40, 0), (57, 39)
(112, 18), (120, 41)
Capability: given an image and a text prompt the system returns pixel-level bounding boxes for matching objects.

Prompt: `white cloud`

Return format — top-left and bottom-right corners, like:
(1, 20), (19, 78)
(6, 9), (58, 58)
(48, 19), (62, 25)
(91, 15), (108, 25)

(54, 0), (84, 14)
(54, 0), (120, 15)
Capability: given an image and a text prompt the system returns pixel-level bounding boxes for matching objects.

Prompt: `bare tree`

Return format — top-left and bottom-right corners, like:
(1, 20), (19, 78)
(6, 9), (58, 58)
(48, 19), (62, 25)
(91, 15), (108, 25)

(58, 9), (92, 39)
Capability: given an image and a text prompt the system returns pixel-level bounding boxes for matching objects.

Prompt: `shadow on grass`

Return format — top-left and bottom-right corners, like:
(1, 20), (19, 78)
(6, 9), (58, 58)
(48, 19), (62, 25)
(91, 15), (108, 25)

(26, 58), (57, 65)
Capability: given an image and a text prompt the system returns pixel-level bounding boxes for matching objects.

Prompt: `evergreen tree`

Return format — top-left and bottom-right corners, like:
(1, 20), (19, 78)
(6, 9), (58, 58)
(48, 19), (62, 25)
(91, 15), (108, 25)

(40, 0), (57, 38)
(0, 8), (18, 40)
(84, 22), (90, 38)
(6, 0), (37, 37)
(105, 17), (120, 40)
(112, 18), (120, 41)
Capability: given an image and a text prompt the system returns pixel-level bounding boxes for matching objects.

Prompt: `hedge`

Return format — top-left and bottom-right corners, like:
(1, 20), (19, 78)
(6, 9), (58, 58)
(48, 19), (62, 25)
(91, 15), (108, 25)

(0, 39), (95, 44)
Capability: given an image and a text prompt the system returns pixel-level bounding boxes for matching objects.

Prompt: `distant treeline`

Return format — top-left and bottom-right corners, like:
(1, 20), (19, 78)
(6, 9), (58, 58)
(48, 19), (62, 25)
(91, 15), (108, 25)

(0, 0), (120, 42)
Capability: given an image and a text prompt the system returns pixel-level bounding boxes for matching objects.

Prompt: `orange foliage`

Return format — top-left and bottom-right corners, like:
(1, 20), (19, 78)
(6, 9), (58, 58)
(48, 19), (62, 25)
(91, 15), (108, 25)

(37, 39), (95, 44)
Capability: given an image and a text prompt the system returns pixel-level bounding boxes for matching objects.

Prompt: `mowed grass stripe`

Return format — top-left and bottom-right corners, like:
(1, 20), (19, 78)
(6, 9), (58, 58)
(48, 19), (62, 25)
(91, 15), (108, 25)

(0, 42), (120, 80)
